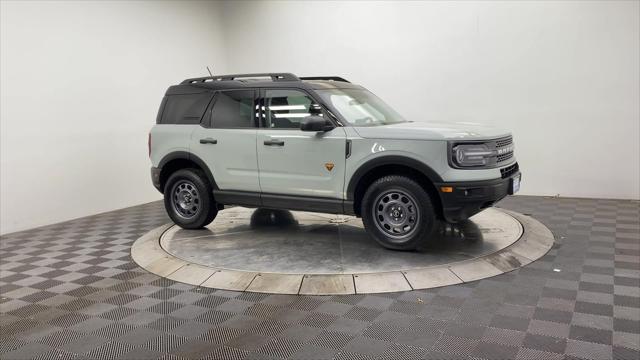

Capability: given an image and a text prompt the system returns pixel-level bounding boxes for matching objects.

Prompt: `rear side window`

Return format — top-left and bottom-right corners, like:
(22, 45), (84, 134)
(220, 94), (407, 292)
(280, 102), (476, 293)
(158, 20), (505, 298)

(211, 90), (255, 128)
(159, 92), (213, 124)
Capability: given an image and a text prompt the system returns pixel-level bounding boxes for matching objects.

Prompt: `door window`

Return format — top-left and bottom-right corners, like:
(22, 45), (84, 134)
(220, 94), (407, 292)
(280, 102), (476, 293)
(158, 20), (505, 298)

(211, 90), (256, 128)
(263, 89), (323, 129)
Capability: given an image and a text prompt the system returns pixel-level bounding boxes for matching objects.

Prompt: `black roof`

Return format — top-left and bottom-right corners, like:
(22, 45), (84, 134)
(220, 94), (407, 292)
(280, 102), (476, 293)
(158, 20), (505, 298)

(166, 73), (362, 95)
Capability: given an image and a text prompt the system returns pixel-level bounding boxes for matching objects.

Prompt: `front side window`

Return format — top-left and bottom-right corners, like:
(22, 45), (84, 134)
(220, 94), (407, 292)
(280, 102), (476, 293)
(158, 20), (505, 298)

(211, 90), (255, 128)
(263, 89), (323, 129)
(317, 89), (407, 127)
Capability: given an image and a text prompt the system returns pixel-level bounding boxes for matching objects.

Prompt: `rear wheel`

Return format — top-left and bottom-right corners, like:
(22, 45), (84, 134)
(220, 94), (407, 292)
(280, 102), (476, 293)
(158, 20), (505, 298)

(361, 175), (437, 250)
(164, 169), (217, 229)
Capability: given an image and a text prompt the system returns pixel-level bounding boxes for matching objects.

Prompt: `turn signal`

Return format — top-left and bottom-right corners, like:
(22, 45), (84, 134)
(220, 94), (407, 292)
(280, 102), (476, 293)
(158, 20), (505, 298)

(440, 186), (454, 193)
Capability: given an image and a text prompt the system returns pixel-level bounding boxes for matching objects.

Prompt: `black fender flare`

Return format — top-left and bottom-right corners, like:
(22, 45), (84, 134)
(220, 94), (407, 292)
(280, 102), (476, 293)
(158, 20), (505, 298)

(346, 155), (443, 201)
(158, 151), (219, 191)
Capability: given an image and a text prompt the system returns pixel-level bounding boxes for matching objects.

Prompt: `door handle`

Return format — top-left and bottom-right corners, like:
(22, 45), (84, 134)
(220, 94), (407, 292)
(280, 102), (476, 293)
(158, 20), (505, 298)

(263, 139), (285, 146)
(200, 138), (217, 144)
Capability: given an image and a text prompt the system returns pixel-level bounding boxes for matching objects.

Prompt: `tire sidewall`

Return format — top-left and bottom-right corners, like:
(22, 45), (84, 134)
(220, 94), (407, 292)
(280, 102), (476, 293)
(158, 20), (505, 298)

(164, 169), (217, 229)
(361, 176), (436, 250)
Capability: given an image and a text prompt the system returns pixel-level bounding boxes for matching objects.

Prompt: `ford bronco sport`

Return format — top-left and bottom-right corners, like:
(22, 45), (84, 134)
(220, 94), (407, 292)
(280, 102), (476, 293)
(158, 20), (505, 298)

(149, 73), (521, 250)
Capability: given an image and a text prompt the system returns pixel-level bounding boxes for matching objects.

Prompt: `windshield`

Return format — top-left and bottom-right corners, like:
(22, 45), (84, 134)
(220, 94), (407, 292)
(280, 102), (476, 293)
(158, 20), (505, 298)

(317, 89), (407, 126)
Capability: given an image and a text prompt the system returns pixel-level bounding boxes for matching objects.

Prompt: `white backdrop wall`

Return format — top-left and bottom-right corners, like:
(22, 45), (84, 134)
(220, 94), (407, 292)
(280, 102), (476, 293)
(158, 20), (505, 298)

(2, 1), (638, 235)
(221, 0), (640, 200)
(1, 1), (227, 234)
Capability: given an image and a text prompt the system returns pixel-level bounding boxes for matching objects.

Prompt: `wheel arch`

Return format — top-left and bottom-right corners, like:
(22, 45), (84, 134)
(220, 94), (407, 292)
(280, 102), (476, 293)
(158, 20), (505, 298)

(158, 151), (218, 193)
(347, 156), (444, 218)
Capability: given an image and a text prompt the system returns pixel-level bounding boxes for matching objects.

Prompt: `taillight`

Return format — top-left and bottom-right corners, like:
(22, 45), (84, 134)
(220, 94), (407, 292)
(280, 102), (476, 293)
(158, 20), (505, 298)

(148, 133), (151, 158)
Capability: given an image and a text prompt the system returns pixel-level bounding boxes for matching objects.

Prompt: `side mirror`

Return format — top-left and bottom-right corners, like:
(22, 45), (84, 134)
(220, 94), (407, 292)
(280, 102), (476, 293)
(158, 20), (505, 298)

(300, 116), (334, 132)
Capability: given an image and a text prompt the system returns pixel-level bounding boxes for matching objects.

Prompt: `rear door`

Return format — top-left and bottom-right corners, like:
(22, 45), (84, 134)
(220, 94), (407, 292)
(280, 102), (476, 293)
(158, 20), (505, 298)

(190, 90), (260, 193)
(256, 88), (347, 200)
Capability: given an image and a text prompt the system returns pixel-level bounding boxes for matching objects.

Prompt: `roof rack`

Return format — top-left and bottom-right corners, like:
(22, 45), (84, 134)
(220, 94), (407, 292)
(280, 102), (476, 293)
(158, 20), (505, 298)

(299, 76), (350, 83)
(181, 73), (300, 84)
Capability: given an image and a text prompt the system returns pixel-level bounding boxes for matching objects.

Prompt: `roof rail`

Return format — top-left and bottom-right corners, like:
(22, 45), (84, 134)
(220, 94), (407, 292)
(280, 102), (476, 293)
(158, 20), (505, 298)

(181, 73), (300, 84)
(299, 76), (350, 83)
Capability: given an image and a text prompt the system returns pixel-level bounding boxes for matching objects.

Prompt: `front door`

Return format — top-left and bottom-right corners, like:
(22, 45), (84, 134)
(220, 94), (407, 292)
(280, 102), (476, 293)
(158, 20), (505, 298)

(256, 89), (347, 201)
(190, 90), (260, 194)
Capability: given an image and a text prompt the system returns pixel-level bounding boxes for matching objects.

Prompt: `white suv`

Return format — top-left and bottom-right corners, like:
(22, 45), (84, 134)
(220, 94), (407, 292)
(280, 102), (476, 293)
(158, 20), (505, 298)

(149, 73), (521, 250)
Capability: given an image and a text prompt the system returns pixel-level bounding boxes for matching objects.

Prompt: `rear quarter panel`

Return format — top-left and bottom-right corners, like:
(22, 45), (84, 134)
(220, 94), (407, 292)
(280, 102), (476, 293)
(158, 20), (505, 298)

(149, 125), (196, 167)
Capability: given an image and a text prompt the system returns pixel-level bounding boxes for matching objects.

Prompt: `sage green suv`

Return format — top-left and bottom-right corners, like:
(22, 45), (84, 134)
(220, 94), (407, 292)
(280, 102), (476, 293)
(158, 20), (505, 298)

(149, 73), (521, 250)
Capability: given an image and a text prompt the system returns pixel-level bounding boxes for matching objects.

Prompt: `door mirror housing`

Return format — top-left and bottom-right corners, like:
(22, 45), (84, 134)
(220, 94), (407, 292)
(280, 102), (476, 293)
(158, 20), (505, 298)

(300, 116), (335, 132)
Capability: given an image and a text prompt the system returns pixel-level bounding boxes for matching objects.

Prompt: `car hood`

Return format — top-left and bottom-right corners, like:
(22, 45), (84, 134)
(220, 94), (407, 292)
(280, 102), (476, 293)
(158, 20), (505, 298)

(352, 121), (511, 141)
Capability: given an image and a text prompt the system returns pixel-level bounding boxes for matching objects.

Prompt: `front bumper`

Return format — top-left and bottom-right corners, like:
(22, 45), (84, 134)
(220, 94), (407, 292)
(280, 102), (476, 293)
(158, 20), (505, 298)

(435, 171), (521, 223)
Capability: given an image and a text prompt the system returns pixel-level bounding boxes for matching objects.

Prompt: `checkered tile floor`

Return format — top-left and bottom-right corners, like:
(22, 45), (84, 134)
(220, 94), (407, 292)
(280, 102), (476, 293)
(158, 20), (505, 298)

(1, 196), (638, 359)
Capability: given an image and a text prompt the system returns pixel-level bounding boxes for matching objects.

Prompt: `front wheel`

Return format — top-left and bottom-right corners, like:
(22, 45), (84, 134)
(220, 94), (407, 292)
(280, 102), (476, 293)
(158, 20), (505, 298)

(361, 175), (437, 250)
(164, 169), (217, 229)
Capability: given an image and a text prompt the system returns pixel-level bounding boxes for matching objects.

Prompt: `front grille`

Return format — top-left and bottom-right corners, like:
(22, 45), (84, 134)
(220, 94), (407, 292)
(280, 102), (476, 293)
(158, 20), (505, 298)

(450, 135), (515, 169)
(495, 136), (512, 148)
(495, 136), (514, 164)
(497, 152), (514, 162)
(500, 162), (519, 179)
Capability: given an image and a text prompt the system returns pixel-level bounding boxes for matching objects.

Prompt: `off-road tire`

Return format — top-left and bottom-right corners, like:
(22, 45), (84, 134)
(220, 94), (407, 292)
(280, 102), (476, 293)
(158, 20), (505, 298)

(164, 168), (217, 229)
(361, 175), (437, 250)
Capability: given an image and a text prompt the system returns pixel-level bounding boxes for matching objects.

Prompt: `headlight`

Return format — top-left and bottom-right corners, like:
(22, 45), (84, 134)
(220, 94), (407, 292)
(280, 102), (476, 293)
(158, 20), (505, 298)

(452, 143), (495, 167)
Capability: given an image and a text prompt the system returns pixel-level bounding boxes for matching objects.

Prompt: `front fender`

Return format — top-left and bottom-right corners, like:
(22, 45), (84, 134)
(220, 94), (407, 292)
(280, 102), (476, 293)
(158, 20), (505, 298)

(345, 148), (445, 201)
